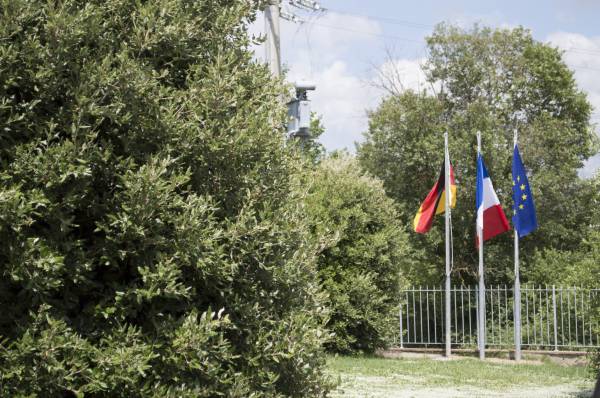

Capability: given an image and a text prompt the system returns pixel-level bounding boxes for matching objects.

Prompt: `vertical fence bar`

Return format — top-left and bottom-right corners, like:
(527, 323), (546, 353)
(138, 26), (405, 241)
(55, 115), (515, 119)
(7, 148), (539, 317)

(560, 287), (564, 346)
(592, 290), (596, 346)
(399, 302), (404, 348)
(433, 288), (437, 343)
(531, 285), (537, 345)
(539, 286), (544, 347)
(526, 286), (530, 346)
(567, 288), (571, 345)
(536, 286), (541, 346)
(490, 286), (494, 344)
(405, 292), (409, 344)
(412, 289), (417, 344)
(440, 286), (444, 345)
(546, 286), (550, 347)
(588, 289), (593, 347)
(426, 286), (430, 345)
(581, 288), (585, 347)
(406, 298), (410, 344)
(552, 285), (558, 351)
(453, 287), (458, 345)
(497, 285), (502, 345)
(597, 290), (599, 346)
(419, 287), (424, 344)
(468, 288), (473, 345)
(504, 285), (509, 346)
(532, 285), (536, 346)
(573, 288), (579, 345)
(592, 289), (600, 345)
(592, 289), (600, 346)
(461, 287), (465, 346)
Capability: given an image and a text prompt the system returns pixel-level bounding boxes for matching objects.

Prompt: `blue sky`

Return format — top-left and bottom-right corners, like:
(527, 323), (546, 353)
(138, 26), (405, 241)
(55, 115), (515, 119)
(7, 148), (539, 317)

(251, 0), (600, 176)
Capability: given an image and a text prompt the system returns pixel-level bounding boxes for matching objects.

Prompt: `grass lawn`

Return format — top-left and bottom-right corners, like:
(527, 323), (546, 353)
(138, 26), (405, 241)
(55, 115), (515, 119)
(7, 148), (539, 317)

(328, 354), (595, 397)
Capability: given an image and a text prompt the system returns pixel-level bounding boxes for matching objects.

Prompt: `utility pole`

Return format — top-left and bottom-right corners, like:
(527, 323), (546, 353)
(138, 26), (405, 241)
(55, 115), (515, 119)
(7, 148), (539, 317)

(264, 0), (324, 77)
(265, 0), (281, 77)
(264, 0), (324, 139)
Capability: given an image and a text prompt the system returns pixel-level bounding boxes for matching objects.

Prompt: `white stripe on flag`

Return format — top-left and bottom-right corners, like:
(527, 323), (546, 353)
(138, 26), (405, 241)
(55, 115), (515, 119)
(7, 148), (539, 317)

(477, 176), (500, 232)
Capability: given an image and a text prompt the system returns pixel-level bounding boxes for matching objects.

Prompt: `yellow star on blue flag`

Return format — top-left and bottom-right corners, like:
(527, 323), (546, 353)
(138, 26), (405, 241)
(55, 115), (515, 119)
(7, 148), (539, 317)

(512, 145), (538, 237)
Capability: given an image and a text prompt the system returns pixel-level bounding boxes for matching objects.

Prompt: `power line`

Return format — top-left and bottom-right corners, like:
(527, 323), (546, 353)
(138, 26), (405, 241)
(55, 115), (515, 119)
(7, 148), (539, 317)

(323, 7), (433, 30)
(279, 5), (600, 74)
(306, 21), (425, 44)
(319, 7), (600, 61)
(294, 22), (600, 72)
(298, 21), (600, 71)
(289, 0), (322, 12)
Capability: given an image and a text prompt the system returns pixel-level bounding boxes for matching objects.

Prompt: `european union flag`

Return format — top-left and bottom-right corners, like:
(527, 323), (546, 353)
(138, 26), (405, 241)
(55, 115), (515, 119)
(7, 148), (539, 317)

(512, 145), (538, 237)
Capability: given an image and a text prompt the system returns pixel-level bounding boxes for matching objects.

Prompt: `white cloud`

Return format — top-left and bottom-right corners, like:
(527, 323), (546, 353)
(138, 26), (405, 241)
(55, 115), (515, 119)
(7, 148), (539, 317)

(375, 58), (431, 95)
(288, 60), (380, 150)
(546, 32), (600, 177)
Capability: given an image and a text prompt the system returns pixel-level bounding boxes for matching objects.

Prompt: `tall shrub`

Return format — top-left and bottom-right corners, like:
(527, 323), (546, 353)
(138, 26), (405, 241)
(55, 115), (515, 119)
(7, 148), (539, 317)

(304, 154), (410, 353)
(0, 0), (330, 396)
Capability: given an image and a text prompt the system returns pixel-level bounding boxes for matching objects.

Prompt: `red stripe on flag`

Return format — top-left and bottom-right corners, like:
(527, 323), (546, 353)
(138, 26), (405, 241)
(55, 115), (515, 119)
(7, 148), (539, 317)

(482, 204), (510, 243)
(414, 179), (443, 233)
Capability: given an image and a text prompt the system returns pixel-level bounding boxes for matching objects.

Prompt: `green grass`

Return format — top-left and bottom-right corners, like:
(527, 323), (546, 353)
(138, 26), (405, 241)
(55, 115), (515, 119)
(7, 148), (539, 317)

(327, 354), (594, 397)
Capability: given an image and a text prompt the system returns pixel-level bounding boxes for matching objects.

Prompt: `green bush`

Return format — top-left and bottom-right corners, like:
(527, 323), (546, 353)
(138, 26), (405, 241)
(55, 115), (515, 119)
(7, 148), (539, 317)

(303, 154), (410, 353)
(0, 0), (331, 396)
(522, 176), (599, 377)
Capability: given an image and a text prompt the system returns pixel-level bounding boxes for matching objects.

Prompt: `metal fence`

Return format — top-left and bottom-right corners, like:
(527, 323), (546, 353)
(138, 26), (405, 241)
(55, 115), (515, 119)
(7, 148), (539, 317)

(397, 285), (600, 350)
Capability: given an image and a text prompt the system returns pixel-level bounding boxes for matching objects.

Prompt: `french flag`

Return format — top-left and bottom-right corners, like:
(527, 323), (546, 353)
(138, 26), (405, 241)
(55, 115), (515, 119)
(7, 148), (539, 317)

(476, 154), (510, 246)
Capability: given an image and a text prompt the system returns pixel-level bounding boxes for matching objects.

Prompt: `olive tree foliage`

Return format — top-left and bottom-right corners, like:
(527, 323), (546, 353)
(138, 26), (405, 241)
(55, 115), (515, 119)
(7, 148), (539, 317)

(358, 24), (599, 286)
(303, 154), (411, 353)
(0, 0), (332, 396)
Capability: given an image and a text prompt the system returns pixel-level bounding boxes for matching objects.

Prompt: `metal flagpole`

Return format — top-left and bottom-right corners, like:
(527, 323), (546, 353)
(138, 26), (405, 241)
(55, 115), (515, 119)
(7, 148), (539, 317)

(477, 131), (486, 360)
(444, 132), (452, 357)
(513, 129), (522, 361)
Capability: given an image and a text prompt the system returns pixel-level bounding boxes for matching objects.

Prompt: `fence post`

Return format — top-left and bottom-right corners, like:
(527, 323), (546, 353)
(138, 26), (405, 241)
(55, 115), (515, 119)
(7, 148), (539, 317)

(552, 285), (558, 351)
(399, 303), (404, 349)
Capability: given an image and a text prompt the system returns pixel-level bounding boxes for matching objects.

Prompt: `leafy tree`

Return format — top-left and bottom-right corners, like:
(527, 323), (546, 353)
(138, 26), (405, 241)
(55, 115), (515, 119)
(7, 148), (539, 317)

(303, 154), (410, 353)
(299, 113), (327, 164)
(358, 24), (599, 286)
(0, 0), (331, 396)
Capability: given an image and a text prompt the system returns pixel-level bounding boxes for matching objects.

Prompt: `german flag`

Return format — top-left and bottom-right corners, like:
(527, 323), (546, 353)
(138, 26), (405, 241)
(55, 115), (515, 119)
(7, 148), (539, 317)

(413, 162), (457, 234)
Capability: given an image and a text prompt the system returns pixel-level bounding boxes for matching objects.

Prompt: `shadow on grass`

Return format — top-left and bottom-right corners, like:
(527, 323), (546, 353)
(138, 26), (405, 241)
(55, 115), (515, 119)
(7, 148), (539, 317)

(566, 389), (593, 398)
